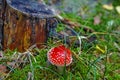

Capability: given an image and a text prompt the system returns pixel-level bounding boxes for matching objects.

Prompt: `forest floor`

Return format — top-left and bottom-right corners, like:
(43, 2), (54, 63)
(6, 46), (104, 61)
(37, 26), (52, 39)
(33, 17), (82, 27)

(0, 0), (120, 80)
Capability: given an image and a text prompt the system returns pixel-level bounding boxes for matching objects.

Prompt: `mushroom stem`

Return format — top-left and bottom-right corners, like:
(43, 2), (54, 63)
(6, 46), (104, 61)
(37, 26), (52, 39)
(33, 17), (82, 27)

(46, 60), (51, 67)
(57, 66), (66, 74)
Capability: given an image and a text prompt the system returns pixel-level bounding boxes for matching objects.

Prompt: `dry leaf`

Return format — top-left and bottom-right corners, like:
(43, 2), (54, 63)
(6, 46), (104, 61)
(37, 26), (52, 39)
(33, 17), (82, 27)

(114, 69), (120, 74)
(7, 62), (16, 68)
(0, 51), (3, 58)
(116, 6), (120, 14)
(0, 65), (7, 73)
(96, 45), (105, 53)
(94, 15), (101, 25)
(103, 4), (114, 10)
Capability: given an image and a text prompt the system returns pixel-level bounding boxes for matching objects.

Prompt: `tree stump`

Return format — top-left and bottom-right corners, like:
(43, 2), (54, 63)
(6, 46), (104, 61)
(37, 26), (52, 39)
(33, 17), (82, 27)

(2, 0), (57, 52)
(0, 0), (4, 50)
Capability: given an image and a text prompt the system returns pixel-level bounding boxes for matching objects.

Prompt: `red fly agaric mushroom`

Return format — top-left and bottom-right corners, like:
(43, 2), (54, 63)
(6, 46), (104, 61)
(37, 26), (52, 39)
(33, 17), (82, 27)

(47, 45), (72, 67)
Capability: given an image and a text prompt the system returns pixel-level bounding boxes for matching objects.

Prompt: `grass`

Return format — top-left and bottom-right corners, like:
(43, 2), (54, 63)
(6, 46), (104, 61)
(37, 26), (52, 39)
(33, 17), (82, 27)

(1, 1), (120, 80)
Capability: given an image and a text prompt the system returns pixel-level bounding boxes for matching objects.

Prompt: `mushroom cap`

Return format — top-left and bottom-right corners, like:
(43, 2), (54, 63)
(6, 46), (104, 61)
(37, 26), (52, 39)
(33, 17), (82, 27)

(47, 45), (72, 67)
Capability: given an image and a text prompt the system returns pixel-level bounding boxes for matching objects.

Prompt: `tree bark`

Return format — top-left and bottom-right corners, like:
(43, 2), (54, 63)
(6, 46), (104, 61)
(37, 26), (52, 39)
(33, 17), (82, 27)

(2, 0), (56, 52)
